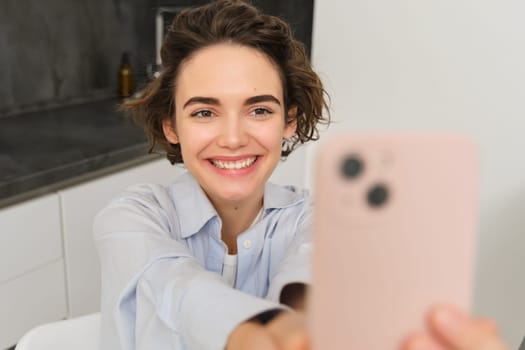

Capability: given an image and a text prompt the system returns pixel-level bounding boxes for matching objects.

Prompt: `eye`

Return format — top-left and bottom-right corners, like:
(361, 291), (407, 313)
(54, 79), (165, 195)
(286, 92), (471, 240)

(250, 107), (273, 117)
(191, 109), (214, 118)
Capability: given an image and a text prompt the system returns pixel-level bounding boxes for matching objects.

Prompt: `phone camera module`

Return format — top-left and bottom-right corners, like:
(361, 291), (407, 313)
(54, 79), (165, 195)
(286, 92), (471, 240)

(367, 184), (389, 207)
(341, 155), (363, 179)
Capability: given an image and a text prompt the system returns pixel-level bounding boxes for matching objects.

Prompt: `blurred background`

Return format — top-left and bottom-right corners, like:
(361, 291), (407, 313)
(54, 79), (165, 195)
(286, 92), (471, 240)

(1, 0), (524, 349)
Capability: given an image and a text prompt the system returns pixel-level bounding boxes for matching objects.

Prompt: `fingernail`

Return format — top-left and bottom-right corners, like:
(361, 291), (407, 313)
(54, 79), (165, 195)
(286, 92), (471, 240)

(433, 307), (466, 336)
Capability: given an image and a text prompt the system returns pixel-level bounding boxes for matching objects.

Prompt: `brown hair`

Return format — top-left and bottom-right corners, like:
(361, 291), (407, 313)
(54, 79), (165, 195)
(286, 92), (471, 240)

(122, 0), (330, 164)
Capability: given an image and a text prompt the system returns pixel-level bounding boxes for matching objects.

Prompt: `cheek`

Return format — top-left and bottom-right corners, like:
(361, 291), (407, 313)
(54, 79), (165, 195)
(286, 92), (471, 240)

(181, 119), (215, 136)
(254, 123), (286, 151)
(177, 125), (215, 154)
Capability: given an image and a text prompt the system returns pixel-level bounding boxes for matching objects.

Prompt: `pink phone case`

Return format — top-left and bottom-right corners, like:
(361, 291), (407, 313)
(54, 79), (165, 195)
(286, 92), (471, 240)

(309, 132), (478, 349)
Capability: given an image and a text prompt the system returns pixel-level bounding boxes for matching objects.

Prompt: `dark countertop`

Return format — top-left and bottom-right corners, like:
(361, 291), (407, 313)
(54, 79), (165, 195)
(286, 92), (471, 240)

(0, 98), (161, 209)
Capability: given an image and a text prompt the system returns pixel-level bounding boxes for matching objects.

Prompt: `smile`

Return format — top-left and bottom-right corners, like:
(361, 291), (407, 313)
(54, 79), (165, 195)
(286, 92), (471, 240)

(210, 157), (258, 170)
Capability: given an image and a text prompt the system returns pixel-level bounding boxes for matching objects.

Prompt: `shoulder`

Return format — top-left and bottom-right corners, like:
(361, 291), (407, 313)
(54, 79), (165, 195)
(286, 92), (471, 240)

(93, 183), (178, 238)
(112, 183), (175, 210)
(96, 171), (201, 218)
(93, 172), (216, 240)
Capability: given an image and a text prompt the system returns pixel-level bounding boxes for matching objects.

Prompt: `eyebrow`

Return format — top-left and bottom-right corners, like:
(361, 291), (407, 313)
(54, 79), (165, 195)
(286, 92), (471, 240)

(183, 97), (220, 109)
(245, 94), (281, 106)
(182, 94), (281, 109)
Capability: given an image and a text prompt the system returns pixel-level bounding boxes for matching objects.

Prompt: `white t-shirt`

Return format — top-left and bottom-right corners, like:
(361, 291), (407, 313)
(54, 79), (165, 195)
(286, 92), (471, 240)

(222, 208), (264, 287)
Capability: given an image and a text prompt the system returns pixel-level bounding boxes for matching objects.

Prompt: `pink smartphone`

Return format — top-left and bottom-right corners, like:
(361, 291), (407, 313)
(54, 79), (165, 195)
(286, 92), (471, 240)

(309, 132), (479, 349)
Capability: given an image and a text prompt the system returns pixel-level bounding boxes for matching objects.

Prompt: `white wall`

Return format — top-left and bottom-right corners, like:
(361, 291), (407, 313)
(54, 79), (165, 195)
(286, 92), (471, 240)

(310, 0), (525, 347)
(270, 147), (307, 187)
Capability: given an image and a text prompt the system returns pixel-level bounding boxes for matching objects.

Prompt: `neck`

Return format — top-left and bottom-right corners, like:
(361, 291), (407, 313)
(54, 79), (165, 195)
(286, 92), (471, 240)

(211, 194), (263, 255)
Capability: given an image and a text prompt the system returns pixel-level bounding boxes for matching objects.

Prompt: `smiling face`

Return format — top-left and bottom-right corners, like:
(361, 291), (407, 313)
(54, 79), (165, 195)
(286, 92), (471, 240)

(162, 43), (296, 210)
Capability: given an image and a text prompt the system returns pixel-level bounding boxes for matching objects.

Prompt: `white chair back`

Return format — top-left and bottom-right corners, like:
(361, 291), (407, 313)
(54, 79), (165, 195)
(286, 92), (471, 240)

(15, 313), (100, 350)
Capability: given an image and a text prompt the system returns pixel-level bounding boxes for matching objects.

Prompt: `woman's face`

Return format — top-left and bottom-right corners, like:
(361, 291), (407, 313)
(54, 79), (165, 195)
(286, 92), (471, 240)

(163, 43), (296, 208)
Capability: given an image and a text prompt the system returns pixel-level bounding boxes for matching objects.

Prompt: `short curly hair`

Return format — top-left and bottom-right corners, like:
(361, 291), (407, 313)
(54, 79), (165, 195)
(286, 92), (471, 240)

(122, 0), (330, 164)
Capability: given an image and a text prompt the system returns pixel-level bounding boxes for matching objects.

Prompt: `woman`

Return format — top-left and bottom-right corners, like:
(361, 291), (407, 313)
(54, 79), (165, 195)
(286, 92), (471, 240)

(94, 1), (507, 349)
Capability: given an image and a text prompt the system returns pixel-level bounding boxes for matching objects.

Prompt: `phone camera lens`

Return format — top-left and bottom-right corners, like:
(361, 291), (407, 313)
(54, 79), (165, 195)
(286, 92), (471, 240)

(367, 184), (389, 207)
(341, 156), (363, 179)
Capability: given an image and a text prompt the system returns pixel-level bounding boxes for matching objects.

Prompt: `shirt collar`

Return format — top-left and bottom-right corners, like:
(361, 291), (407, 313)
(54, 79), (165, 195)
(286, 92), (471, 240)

(169, 172), (218, 238)
(263, 181), (307, 211)
(169, 171), (307, 238)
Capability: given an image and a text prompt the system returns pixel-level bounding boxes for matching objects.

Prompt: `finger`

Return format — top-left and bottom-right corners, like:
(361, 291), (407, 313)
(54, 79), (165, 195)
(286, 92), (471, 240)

(427, 305), (507, 350)
(475, 318), (499, 334)
(401, 332), (446, 350)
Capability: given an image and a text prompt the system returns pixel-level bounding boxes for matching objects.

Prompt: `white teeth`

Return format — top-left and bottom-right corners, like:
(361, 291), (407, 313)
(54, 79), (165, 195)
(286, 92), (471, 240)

(211, 157), (257, 169)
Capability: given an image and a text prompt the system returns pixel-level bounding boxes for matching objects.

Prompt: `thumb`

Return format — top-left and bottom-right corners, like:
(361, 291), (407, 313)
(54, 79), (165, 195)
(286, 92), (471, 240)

(428, 305), (507, 350)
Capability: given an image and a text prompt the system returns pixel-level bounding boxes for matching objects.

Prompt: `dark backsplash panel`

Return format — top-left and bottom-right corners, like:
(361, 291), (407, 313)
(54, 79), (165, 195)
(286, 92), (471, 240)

(0, 0), (313, 117)
(155, 0), (314, 56)
(0, 0), (155, 117)
(251, 0), (314, 58)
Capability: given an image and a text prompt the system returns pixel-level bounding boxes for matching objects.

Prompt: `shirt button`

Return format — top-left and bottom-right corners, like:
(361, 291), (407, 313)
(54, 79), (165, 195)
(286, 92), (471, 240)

(243, 240), (253, 249)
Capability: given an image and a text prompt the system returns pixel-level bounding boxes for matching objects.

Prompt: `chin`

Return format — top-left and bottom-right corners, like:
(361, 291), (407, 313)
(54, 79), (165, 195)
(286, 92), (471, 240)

(217, 190), (252, 204)
(212, 182), (263, 204)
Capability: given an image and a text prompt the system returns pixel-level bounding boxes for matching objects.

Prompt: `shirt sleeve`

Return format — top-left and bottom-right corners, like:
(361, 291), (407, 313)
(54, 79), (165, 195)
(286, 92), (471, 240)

(93, 188), (286, 350)
(265, 201), (313, 303)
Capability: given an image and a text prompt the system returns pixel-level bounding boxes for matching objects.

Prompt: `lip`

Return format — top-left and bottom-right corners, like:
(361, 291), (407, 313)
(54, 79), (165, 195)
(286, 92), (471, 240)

(205, 155), (261, 176)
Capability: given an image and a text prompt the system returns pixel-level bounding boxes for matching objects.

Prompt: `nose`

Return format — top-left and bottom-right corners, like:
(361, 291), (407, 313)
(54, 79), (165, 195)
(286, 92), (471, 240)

(216, 114), (249, 149)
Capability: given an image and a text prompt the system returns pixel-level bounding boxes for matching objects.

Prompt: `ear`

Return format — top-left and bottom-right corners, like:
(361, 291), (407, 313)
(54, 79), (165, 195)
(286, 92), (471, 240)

(284, 106), (298, 138)
(162, 117), (179, 144)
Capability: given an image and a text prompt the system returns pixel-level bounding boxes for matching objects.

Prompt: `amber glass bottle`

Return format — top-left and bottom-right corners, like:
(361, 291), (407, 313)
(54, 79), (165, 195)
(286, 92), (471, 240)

(118, 52), (134, 98)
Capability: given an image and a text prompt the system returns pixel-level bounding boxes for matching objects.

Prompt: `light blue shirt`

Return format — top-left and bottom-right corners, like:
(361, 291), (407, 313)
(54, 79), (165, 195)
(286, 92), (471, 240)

(93, 171), (312, 350)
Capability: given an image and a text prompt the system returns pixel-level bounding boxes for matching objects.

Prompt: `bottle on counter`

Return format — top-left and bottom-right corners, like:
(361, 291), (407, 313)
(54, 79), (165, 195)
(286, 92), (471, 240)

(118, 52), (134, 98)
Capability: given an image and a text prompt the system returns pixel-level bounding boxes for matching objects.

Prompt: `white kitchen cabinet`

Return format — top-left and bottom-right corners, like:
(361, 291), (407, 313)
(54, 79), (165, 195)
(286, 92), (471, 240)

(58, 158), (184, 317)
(0, 194), (67, 349)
